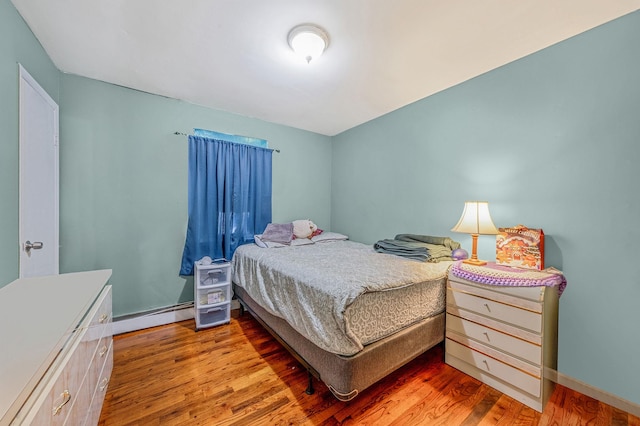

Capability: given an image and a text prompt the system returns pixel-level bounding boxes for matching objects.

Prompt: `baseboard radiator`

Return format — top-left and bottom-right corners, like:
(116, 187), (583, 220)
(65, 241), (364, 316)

(113, 300), (241, 335)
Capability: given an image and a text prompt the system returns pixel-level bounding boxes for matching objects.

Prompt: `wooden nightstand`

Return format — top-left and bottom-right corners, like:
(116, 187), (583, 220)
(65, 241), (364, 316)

(445, 264), (560, 412)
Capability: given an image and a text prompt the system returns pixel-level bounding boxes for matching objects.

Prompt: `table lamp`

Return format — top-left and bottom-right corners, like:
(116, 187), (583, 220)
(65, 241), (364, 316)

(451, 201), (499, 266)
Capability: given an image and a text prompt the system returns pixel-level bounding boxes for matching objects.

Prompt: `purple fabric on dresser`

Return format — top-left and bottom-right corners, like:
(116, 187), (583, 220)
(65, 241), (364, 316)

(450, 261), (567, 296)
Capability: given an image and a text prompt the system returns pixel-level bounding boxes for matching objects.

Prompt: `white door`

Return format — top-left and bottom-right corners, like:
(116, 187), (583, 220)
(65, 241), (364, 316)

(19, 64), (59, 278)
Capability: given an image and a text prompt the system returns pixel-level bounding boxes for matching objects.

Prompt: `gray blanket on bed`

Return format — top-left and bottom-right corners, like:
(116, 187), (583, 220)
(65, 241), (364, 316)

(374, 234), (460, 262)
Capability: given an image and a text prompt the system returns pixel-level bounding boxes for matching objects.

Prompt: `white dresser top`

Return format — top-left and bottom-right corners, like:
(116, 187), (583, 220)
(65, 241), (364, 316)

(0, 269), (112, 424)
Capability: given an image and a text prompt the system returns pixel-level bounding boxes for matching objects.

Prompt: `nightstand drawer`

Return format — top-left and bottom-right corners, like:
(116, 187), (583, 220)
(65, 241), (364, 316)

(446, 314), (541, 365)
(447, 288), (542, 333)
(446, 268), (560, 412)
(446, 339), (541, 398)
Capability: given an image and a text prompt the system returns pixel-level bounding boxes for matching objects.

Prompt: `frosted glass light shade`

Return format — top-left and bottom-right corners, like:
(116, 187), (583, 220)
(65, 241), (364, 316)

(288, 24), (329, 64)
(451, 201), (499, 235)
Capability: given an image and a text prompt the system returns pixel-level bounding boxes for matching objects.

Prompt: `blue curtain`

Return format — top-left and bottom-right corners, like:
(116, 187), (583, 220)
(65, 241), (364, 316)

(179, 136), (272, 275)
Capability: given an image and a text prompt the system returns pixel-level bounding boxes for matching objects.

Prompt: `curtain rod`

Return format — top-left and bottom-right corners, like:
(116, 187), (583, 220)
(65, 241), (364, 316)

(173, 131), (280, 153)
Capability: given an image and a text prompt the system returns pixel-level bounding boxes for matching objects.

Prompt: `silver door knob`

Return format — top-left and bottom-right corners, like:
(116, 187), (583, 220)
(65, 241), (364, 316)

(25, 240), (44, 253)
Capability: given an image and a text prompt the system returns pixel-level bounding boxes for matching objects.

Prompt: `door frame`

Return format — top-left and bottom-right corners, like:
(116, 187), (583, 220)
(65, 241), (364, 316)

(18, 64), (59, 277)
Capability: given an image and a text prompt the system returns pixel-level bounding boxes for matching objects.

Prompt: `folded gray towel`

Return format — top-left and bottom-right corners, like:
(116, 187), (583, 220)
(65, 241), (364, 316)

(373, 239), (430, 261)
(374, 234), (461, 262)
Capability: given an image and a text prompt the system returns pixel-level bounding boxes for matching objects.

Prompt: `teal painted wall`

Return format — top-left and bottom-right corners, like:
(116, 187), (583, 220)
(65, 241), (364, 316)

(0, 0), (60, 287)
(332, 11), (640, 405)
(58, 74), (332, 318)
(3, 0), (640, 408)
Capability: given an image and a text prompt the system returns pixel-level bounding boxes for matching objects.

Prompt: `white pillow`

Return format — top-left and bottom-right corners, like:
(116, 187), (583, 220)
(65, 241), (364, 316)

(254, 234), (286, 248)
(254, 234), (315, 248)
(292, 219), (317, 239)
(311, 232), (348, 242)
(291, 238), (315, 246)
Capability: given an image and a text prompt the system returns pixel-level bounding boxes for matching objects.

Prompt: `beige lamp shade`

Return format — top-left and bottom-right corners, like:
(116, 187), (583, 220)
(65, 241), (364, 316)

(451, 201), (498, 265)
(451, 201), (499, 235)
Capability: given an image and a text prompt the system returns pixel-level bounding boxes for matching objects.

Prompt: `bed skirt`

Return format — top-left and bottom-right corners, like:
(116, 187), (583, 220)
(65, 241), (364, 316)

(233, 283), (445, 401)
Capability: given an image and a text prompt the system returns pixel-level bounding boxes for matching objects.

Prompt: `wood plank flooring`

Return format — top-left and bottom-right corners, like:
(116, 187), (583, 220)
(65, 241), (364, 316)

(99, 314), (639, 425)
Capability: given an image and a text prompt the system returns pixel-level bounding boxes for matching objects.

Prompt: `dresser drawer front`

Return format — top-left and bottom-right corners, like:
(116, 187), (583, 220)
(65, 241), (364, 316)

(446, 339), (541, 398)
(62, 368), (92, 426)
(85, 341), (114, 426)
(26, 287), (112, 426)
(26, 373), (71, 426)
(447, 288), (542, 333)
(82, 287), (112, 426)
(25, 329), (89, 425)
(84, 336), (111, 408)
(448, 278), (546, 304)
(85, 287), (113, 355)
(446, 314), (541, 365)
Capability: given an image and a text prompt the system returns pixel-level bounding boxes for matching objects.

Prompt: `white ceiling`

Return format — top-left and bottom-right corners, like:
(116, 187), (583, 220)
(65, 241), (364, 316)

(11, 0), (640, 136)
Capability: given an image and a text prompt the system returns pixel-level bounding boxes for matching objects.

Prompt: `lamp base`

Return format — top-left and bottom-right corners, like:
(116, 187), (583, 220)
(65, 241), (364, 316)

(462, 258), (487, 266)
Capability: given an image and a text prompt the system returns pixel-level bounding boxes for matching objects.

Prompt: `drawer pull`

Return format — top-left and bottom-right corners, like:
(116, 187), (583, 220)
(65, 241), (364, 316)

(483, 303), (491, 312)
(99, 313), (109, 323)
(99, 377), (109, 392)
(483, 332), (490, 342)
(99, 345), (108, 357)
(52, 390), (71, 416)
(482, 359), (490, 371)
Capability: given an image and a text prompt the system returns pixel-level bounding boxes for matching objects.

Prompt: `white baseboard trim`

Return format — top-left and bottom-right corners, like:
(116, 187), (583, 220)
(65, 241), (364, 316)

(546, 367), (640, 417)
(113, 300), (241, 335)
(113, 305), (195, 335)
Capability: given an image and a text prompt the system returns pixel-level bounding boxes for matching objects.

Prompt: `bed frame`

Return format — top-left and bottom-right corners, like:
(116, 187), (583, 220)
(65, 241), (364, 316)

(233, 283), (445, 401)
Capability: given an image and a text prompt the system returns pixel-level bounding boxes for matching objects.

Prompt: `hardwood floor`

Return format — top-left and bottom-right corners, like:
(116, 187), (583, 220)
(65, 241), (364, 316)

(99, 314), (639, 425)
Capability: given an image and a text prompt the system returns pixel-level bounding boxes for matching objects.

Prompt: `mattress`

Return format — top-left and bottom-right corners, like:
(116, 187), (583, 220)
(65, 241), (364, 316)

(232, 240), (451, 356)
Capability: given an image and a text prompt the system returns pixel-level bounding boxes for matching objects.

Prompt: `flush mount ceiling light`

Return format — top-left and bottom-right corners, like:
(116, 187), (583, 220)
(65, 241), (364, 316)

(287, 24), (329, 64)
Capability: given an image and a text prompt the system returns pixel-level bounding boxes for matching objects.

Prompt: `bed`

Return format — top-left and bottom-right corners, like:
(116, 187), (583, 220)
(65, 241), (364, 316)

(231, 235), (453, 401)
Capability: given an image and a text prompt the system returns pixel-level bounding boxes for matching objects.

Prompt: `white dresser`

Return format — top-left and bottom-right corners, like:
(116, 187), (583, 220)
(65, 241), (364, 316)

(0, 270), (113, 426)
(445, 269), (559, 412)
